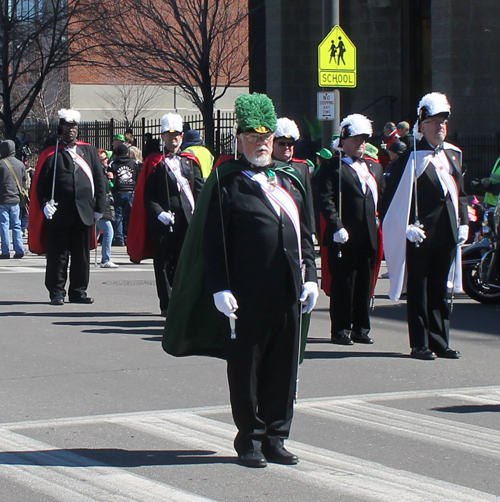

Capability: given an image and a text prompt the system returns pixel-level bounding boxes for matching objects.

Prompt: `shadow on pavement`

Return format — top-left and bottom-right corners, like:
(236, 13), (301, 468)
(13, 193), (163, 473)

(0, 448), (236, 467)
(432, 404), (500, 414)
(304, 350), (407, 360)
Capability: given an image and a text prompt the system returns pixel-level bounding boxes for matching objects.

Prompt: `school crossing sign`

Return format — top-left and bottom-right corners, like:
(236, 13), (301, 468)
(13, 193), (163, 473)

(318, 25), (356, 88)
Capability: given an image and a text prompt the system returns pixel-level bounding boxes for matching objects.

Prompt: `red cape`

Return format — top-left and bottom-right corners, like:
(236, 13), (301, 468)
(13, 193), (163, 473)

(127, 151), (200, 263)
(28, 142), (97, 254)
(320, 218), (383, 298)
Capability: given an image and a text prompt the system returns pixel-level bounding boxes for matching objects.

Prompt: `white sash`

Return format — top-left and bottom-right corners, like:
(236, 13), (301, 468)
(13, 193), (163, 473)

(243, 170), (302, 265)
(430, 153), (463, 292)
(66, 147), (94, 196)
(164, 156), (195, 212)
(343, 157), (379, 209)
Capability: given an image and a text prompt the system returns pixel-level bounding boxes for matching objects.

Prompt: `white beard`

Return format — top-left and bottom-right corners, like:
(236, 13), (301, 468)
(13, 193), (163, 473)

(247, 150), (271, 167)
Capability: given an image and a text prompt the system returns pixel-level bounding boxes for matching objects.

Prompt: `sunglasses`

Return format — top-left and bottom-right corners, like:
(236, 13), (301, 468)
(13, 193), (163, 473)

(276, 141), (294, 147)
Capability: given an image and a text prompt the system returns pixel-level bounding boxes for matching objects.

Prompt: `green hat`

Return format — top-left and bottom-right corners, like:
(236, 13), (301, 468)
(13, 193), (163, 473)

(235, 93), (277, 134)
(306, 159), (315, 168)
(316, 147), (333, 160)
(364, 142), (379, 160)
(114, 134), (126, 142)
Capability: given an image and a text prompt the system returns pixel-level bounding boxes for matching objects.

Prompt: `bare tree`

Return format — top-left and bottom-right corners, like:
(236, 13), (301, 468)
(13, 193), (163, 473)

(97, 83), (164, 125)
(29, 68), (68, 127)
(0, 0), (109, 139)
(93, 0), (249, 151)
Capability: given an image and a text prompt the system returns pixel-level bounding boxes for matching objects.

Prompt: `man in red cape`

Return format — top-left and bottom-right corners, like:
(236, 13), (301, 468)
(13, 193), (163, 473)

(126, 113), (203, 316)
(29, 109), (106, 305)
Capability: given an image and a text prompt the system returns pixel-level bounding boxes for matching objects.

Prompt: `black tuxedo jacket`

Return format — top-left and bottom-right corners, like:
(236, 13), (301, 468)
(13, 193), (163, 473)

(203, 163), (317, 305)
(380, 139), (468, 245)
(317, 156), (385, 252)
(36, 143), (106, 227)
(144, 154), (203, 236)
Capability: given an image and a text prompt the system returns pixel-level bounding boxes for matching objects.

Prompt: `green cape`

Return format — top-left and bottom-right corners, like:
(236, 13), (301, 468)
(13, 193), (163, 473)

(162, 160), (311, 363)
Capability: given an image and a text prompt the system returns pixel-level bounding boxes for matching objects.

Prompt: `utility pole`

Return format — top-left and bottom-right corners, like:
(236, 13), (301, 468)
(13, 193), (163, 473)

(322, 0), (340, 147)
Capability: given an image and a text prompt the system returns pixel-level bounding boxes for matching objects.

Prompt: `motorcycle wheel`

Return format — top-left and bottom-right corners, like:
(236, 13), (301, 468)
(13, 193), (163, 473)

(463, 264), (500, 304)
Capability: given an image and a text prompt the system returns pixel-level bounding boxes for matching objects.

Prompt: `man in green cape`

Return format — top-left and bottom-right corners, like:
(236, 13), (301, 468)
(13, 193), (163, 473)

(163, 93), (318, 468)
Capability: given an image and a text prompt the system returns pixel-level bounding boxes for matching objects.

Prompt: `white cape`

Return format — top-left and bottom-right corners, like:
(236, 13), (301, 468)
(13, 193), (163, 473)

(382, 143), (463, 302)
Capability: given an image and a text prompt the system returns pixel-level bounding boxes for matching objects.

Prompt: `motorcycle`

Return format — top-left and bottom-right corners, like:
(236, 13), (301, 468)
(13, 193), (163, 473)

(462, 198), (500, 304)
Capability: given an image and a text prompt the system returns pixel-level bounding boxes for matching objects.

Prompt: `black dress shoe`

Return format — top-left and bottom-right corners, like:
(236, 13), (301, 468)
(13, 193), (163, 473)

(351, 333), (374, 344)
(435, 347), (461, 359)
(69, 296), (94, 304)
(331, 333), (354, 345)
(237, 450), (267, 468)
(262, 446), (298, 465)
(49, 297), (64, 306)
(410, 347), (437, 360)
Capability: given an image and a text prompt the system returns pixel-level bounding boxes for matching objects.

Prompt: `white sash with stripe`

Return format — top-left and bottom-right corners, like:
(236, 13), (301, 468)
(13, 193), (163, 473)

(164, 156), (195, 213)
(66, 147), (94, 196)
(243, 170), (302, 265)
(343, 157), (379, 209)
(430, 152), (463, 292)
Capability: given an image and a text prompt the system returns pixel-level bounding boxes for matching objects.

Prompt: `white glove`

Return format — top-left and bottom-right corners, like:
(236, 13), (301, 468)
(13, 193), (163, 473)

(457, 224), (469, 246)
(94, 212), (103, 221)
(213, 290), (238, 319)
(43, 201), (58, 219)
(333, 228), (349, 243)
(158, 211), (175, 226)
(406, 224), (426, 243)
(299, 281), (319, 314)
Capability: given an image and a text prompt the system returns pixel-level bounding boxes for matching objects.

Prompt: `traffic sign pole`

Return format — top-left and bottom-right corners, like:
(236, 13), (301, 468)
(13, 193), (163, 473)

(322, 0), (340, 147)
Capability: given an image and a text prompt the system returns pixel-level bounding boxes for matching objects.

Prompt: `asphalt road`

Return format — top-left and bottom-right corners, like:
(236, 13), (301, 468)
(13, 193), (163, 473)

(0, 244), (499, 501)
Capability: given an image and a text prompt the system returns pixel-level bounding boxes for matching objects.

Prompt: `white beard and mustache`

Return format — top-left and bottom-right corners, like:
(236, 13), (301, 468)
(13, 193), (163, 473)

(246, 146), (272, 167)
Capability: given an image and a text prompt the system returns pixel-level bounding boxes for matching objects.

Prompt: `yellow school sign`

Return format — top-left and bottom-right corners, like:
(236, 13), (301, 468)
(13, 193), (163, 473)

(318, 26), (356, 88)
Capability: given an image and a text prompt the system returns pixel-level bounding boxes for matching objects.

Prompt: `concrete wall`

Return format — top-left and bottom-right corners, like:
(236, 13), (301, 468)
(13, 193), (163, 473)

(69, 84), (249, 122)
(433, 0), (500, 135)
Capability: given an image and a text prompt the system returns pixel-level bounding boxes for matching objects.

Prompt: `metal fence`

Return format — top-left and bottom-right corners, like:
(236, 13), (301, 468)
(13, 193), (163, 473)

(18, 111), (237, 166)
(454, 131), (500, 192)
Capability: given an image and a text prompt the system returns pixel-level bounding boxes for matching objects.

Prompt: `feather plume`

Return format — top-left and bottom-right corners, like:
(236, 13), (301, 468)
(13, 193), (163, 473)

(275, 118), (300, 141)
(161, 113), (183, 133)
(417, 92), (450, 121)
(339, 114), (373, 138)
(57, 109), (81, 124)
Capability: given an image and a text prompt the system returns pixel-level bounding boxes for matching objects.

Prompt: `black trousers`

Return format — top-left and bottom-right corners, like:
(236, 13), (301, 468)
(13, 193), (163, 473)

(45, 221), (92, 300)
(406, 238), (456, 350)
(151, 219), (188, 312)
(224, 300), (300, 455)
(327, 245), (374, 337)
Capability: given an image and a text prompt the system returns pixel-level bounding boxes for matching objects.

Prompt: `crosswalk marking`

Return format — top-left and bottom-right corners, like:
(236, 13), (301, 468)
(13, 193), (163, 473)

(0, 430), (216, 502)
(1, 386), (500, 501)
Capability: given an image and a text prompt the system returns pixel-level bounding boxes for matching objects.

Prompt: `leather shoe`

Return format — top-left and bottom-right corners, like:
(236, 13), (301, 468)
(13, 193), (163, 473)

(351, 332), (374, 344)
(331, 332), (354, 345)
(237, 450), (267, 468)
(435, 347), (461, 359)
(49, 297), (64, 306)
(410, 347), (437, 360)
(262, 446), (298, 465)
(69, 296), (94, 304)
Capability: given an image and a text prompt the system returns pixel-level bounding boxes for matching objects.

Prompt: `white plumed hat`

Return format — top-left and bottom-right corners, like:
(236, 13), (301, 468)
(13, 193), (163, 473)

(275, 117), (300, 141)
(57, 109), (81, 124)
(413, 92), (451, 139)
(339, 114), (373, 139)
(417, 92), (450, 124)
(161, 113), (183, 133)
